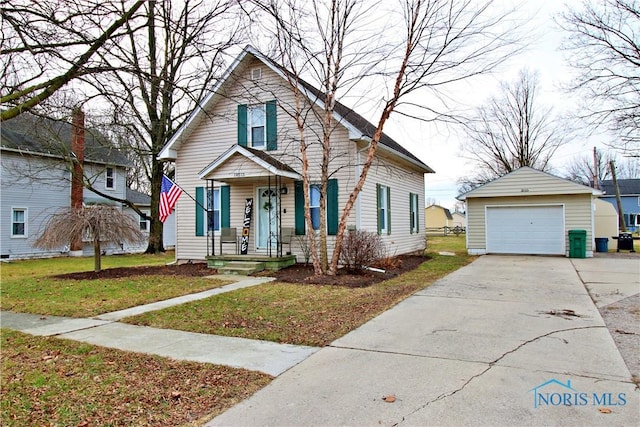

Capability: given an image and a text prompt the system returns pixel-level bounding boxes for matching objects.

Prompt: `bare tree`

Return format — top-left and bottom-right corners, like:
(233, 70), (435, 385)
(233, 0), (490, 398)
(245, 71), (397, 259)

(0, 1), (146, 120)
(558, 0), (640, 156)
(84, 0), (244, 253)
(34, 206), (145, 272)
(459, 69), (571, 189)
(565, 147), (617, 186)
(254, 0), (523, 275)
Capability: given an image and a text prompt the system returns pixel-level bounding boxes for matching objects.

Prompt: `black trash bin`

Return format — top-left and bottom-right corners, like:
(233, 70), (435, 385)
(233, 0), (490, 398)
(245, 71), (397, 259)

(617, 232), (635, 253)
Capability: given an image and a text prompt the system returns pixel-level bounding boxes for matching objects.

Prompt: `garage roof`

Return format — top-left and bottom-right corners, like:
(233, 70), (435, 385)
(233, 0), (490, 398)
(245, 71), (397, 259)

(457, 167), (602, 200)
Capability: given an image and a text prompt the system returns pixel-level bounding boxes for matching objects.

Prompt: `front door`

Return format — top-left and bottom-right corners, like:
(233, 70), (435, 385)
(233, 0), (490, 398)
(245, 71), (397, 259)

(257, 187), (279, 250)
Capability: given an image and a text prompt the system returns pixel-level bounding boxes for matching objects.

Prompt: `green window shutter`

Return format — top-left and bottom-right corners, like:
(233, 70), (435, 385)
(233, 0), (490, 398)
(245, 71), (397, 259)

(294, 180), (305, 235)
(327, 179), (338, 235)
(195, 187), (205, 236)
(386, 185), (391, 235)
(237, 104), (247, 147)
(376, 183), (382, 235)
(410, 193), (414, 234)
(221, 185), (230, 228)
(266, 100), (277, 151)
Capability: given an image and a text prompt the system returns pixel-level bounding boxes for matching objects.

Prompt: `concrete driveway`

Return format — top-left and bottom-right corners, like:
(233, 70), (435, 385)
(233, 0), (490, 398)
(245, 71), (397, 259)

(209, 256), (639, 426)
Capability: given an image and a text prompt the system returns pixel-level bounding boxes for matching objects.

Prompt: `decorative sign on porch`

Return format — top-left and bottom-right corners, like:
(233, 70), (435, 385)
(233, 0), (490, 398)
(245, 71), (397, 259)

(240, 198), (253, 254)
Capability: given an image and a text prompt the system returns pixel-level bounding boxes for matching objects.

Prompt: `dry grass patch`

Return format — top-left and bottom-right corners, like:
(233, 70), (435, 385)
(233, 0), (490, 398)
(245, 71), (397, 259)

(124, 253), (472, 347)
(1, 329), (271, 427)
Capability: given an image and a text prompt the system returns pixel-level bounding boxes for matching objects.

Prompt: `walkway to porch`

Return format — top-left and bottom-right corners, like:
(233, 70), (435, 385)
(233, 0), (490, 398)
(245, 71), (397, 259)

(207, 254), (296, 275)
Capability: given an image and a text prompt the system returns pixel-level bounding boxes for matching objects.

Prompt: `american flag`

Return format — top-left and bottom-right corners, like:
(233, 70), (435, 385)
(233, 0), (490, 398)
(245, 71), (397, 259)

(159, 175), (183, 223)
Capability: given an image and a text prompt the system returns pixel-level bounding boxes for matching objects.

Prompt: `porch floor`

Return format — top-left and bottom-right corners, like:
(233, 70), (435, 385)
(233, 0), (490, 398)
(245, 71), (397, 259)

(206, 254), (297, 272)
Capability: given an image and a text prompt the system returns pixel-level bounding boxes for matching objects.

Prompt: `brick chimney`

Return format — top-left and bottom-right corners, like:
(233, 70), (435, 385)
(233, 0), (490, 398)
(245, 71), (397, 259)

(70, 108), (85, 253)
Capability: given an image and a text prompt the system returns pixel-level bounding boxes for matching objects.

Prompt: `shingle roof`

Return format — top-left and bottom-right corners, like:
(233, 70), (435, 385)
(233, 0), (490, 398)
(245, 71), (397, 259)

(126, 188), (151, 205)
(1, 113), (130, 167)
(600, 179), (640, 196)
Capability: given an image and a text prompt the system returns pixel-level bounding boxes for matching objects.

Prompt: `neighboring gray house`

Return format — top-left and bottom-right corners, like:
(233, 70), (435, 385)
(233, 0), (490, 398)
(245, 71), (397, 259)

(599, 179), (640, 232)
(1, 113), (133, 259)
(123, 188), (176, 251)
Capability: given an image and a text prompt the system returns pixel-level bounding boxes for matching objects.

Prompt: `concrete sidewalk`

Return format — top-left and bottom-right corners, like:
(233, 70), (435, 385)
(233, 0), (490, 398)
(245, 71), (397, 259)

(209, 256), (639, 426)
(0, 276), (319, 376)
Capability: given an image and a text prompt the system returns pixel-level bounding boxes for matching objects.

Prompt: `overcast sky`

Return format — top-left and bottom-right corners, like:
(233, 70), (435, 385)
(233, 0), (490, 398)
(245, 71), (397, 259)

(380, 0), (605, 211)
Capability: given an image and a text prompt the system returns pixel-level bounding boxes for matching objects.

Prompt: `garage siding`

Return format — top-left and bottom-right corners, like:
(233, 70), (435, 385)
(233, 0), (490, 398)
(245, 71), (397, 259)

(466, 194), (594, 256)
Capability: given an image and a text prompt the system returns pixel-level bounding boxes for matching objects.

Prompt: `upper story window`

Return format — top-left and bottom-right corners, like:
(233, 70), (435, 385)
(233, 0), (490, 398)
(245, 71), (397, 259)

(105, 167), (115, 189)
(11, 208), (27, 237)
(249, 105), (266, 149)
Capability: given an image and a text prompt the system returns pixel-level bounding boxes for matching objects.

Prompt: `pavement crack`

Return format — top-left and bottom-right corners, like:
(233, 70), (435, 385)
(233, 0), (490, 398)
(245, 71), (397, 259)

(394, 325), (606, 425)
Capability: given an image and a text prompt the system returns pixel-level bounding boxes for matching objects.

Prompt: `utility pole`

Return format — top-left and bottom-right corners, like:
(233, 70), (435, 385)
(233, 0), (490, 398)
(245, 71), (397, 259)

(609, 160), (626, 232)
(592, 146), (598, 189)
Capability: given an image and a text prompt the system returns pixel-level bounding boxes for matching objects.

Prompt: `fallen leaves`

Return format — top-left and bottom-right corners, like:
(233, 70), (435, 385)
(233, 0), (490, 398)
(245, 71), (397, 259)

(382, 394), (396, 403)
(598, 407), (612, 414)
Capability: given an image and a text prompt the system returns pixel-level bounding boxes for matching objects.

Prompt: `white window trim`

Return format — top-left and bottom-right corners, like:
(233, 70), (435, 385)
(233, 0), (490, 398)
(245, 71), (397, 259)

(310, 184), (321, 231)
(105, 167), (115, 190)
(248, 104), (266, 150)
(139, 210), (150, 232)
(379, 184), (389, 235)
(208, 188), (221, 232)
(11, 207), (28, 238)
(410, 193), (419, 234)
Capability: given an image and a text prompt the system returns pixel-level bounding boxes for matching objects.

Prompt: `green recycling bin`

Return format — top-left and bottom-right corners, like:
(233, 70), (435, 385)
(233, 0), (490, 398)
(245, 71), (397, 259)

(568, 229), (587, 258)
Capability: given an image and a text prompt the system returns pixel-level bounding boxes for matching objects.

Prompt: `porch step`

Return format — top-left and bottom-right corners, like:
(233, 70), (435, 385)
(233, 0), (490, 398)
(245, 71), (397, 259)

(218, 261), (265, 276)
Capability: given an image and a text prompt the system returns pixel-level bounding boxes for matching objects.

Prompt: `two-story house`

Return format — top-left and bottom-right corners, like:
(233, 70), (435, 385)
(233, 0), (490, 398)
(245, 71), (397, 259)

(599, 179), (640, 232)
(1, 112), (131, 259)
(158, 46), (434, 264)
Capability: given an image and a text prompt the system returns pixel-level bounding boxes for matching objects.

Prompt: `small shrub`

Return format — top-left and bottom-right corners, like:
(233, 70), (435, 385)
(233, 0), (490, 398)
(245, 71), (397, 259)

(339, 230), (384, 272)
(295, 235), (311, 265)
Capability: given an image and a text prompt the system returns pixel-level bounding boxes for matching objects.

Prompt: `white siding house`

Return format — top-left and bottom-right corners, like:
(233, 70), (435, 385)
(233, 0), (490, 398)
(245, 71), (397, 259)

(158, 46), (434, 263)
(458, 167), (602, 257)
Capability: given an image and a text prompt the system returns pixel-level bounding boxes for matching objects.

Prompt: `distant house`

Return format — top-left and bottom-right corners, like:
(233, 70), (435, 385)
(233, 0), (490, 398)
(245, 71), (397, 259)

(424, 204), (453, 230)
(599, 179), (640, 232)
(158, 45), (434, 263)
(0, 113), (138, 259)
(451, 211), (466, 228)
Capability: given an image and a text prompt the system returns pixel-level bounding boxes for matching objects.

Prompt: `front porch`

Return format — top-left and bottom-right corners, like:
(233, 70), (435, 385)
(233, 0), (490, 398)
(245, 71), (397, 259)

(207, 254), (297, 275)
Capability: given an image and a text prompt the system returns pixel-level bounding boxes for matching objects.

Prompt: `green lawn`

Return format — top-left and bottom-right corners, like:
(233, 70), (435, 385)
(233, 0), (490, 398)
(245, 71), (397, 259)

(0, 252), (231, 317)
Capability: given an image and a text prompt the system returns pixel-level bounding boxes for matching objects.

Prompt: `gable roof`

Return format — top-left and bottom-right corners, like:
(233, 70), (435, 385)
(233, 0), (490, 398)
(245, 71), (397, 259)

(126, 188), (152, 205)
(159, 45), (433, 173)
(457, 167), (602, 200)
(199, 145), (301, 180)
(1, 113), (130, 167)
(599, 179), (640, 196)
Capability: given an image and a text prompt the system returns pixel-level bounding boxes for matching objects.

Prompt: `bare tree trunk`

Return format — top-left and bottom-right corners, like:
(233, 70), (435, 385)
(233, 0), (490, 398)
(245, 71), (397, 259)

(93, 228), (102, 272)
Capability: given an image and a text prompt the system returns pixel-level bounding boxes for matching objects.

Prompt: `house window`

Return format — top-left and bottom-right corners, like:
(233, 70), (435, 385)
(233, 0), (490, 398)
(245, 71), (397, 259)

(207, 188), (221, 231)
(629, 213), (640, 227)
(11, 208), (27, 237)
(310, 185), (321, 230)
(105, 167), (115, 189)
(249, 105), (266, 149)
(139, 211), (150, 232)
(377, 184), (391, 235)
(410, 193), (419, 234)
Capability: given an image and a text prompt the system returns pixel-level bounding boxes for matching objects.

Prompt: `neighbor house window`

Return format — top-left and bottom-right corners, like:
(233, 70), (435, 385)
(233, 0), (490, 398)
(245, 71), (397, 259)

(249, 105), (266, 149)
(629, 213), (640, 227)
(207, 188), (221, 231)
(410, 192), (419, 234)
(139, 211), (150, 232)
(310, 184), (321, 230)
(105, 167), (115, 189)
(11, 208), (27, 237)
(377, 184), (391, 235)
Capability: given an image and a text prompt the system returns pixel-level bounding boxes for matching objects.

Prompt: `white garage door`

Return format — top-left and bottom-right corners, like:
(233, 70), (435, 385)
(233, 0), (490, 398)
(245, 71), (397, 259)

(486, 205), (565, 255)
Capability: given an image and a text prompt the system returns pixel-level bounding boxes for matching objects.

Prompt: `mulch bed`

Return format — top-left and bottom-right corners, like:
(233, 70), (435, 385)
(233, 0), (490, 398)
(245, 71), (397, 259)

(52, 254), (430, 286)
(267, 254), (430, 287)
(53, 262), (212, 280)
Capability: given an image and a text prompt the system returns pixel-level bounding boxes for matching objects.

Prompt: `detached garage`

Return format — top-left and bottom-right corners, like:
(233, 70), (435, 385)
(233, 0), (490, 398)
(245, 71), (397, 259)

(458, 167), (602, 257)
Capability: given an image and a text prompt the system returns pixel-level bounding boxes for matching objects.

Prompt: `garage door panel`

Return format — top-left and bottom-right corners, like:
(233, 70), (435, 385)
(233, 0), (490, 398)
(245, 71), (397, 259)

(486, 206), (565, 255)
